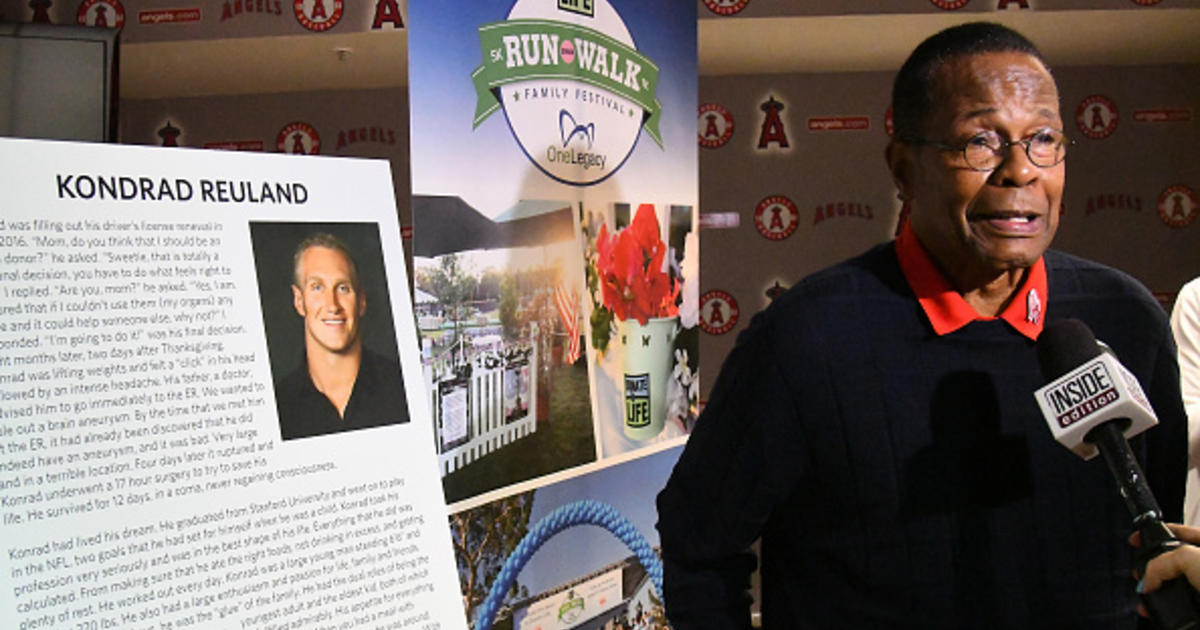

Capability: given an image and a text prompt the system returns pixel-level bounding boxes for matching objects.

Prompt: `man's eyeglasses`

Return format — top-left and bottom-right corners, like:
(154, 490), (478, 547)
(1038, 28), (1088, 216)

(905, 128), (1072, 171)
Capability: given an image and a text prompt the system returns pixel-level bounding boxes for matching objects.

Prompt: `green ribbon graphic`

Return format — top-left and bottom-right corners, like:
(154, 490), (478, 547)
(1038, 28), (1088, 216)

(472, 18), (663, 148)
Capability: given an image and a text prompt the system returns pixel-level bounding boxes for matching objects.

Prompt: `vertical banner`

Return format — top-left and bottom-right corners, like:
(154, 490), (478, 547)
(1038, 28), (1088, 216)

(409, 0), (697, 627)
(0, 138), (467, 630)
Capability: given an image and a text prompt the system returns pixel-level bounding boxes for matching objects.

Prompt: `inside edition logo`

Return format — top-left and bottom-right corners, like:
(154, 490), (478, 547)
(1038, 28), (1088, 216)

(471, 0), (662, 186)
(1043, 360), (1118, 428)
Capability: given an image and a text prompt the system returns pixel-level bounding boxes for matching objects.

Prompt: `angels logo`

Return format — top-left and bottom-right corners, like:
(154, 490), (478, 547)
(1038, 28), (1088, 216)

(703, 0), (749, 16)
(1134, 109), (1192, 123)
(371, 0), (404, 29)
(77, 0), (125, 28)
(757, 95), (790, 150)
(30, 0), (52, 23)
(884, 107), (894, 137)
(764, 280), (788, 302)
(221, 0), (282, 22)
(471, 0), (662, 186)
(807, 116), (869, 132)
(1158, 185), (1198, 228)
(293, 0), (342, 31)
(276, 122), (320, 154)
(698, 103), (733, 149)
(1076, 95), (1118, 139)
(754, 195), (798, 241)
(157, 120), (183, 147)
(929, 0), (969, 9)
(1026, 288), (1042, 326)
(699, 290), (738, 335)
(813, 201), (874, 225)
(336, 126), (398, 150)
(1084, 193), (1142, 215)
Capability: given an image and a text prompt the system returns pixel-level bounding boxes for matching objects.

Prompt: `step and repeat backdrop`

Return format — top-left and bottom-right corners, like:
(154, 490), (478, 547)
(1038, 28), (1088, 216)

(0, 0), (1197, 628)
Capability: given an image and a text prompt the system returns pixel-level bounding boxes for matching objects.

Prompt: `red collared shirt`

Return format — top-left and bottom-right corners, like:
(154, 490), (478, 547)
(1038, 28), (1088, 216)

(894, 223), (1047, 340)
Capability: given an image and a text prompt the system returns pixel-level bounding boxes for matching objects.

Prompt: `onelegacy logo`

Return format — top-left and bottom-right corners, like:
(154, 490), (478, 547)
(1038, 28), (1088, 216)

(471, 0), (662, 186)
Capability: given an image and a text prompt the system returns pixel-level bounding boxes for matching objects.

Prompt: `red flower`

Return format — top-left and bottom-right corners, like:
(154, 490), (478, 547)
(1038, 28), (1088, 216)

(595, 204), (680, 325)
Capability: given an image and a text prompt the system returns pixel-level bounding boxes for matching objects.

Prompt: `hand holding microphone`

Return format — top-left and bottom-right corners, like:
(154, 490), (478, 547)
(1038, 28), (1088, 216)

(1036, 319), (1200, 629)
(1136, 524), (1200, 596)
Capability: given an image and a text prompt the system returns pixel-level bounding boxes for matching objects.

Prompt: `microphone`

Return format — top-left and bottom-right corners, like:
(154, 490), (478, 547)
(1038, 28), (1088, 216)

(1034, 318), (1158, 461)
(1035, 318), (1200, 629)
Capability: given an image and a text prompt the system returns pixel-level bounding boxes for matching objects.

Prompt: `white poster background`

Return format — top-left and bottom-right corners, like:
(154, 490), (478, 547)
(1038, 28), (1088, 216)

(0, 137), (466, 630)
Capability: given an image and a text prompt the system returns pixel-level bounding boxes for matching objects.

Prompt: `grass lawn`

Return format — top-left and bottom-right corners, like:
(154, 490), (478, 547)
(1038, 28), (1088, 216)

(443, 359), (596, 503)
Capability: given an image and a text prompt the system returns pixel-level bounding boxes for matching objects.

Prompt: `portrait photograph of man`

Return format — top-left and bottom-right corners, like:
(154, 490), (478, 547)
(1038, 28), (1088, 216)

(251, 222), (410, 441)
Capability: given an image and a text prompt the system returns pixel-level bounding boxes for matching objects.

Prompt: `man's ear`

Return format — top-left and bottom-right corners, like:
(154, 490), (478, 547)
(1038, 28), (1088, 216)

(358, 292), (366, 317)
(885, 140), (914, 202)
(292, 284), (305, 317)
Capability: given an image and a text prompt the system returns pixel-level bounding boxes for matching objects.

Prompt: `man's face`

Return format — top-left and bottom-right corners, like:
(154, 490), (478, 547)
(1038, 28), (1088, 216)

(891, 51), (1065, 283)
(292, 245), (365, 356)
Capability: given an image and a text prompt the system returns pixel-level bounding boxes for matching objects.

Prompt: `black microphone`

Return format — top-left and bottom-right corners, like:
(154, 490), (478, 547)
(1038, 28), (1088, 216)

(1035, 318), (1200, 629)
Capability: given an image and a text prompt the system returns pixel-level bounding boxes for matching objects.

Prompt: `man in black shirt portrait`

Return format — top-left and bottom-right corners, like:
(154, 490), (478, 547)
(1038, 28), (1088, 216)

(656, 22), (1186, 629)
(275, 232), (407, 440)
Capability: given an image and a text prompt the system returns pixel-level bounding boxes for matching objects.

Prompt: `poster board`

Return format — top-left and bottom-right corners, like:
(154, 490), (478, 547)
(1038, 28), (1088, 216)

(0, 137), (466, 630)
(408, 1), (697, 627)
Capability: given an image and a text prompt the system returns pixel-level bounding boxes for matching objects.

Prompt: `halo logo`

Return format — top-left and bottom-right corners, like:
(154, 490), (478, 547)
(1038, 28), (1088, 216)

(157, 120), (183, 147)
(293, 0), (342, 31)
(754, 195), (798, 240)
(703, 0), (749, 15)
(277, 122), (321, 154)
(699, 290), (738, 335)
(1158, 185), (1198, 228)
(756, 95), (790, 151)
(471, 0), (662, 186)
(1076, 94), (1118, 140)
(77, 0), (125, 28)
(698, 103), (733, 149)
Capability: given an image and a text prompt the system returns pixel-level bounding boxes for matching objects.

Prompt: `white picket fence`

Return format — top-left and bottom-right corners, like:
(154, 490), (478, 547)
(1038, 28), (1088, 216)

(428, 343), (539, 477)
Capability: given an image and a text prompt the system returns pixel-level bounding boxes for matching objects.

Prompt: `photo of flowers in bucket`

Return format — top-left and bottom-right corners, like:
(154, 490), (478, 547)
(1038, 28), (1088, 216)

(586, 203), (699, 449)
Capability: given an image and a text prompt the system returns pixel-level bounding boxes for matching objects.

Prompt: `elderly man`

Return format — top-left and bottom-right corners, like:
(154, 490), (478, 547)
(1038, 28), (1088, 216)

(656, 22), (1186, 628)
(275, 232), (407, 440)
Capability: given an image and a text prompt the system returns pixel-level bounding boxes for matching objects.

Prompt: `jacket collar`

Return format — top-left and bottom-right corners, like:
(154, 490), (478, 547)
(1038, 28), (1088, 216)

(894, 223), (1046, 340)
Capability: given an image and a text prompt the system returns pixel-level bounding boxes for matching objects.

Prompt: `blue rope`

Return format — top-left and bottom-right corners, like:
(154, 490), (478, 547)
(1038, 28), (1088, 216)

(473, 499), (663, 630)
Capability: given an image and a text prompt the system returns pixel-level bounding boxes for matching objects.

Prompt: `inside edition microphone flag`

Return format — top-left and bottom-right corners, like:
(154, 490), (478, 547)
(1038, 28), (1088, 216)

(1035, 318), (1200, 629)
(1034, 319), (1158, 459)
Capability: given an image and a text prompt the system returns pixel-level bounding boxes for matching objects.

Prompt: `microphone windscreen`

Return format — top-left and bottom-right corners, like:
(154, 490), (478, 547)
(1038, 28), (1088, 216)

(1036, 319), (1103, 382)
